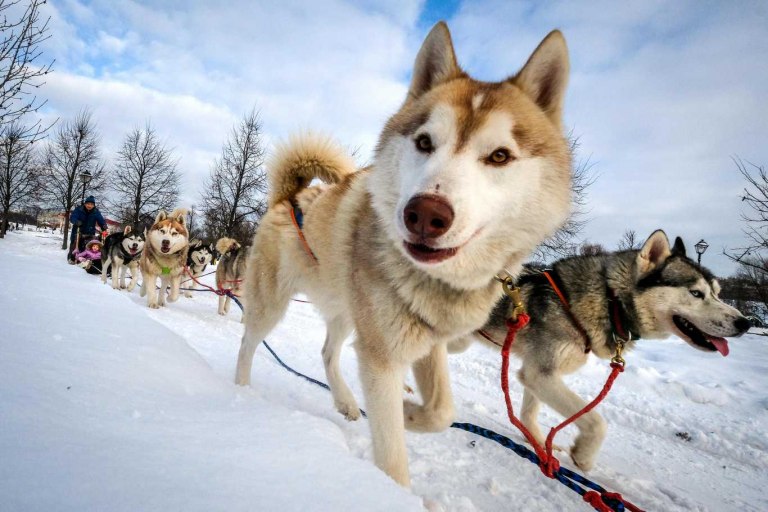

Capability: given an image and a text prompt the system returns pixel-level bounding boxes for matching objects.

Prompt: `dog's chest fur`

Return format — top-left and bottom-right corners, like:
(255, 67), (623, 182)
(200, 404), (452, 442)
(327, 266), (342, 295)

(303, 173), (503, 365)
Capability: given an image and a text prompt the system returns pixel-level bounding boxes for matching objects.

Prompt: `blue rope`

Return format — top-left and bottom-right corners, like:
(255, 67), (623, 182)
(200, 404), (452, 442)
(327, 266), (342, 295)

(183, 287), (632, 511)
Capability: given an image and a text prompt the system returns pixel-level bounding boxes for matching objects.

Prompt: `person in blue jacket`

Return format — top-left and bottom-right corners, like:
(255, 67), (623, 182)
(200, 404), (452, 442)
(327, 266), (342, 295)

(68, 196), (108, 263)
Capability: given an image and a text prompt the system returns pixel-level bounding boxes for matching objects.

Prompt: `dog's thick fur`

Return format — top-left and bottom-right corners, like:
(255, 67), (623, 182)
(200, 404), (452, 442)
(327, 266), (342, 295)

(235, 22), (573, 485)
(184, 239), (214, 298)
(101, 225), (145, 291)
(139, 209), (189, 309)
(214, 237), (247, 316)
(473, 230), (750, 471)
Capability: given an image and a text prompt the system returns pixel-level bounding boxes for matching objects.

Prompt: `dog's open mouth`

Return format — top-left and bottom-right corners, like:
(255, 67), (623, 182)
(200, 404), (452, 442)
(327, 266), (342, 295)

(673, 315), (729, 356)
(161, 244), (171, 254)
(403, 242), (458, 264)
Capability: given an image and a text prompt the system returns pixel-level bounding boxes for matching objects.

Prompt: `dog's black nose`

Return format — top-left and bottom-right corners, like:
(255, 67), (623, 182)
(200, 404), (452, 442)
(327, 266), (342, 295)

(734, 316), (751, 334)
(403, 194), (454, 239)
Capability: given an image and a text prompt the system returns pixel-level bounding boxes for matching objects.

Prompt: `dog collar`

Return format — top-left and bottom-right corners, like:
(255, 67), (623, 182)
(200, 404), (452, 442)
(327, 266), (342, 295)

(607, 288), (640, 342)
(161, 266), (171, 275)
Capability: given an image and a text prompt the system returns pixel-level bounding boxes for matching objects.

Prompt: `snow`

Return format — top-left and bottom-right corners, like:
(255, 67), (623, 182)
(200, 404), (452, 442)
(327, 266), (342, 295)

(1, 230), (767, 511)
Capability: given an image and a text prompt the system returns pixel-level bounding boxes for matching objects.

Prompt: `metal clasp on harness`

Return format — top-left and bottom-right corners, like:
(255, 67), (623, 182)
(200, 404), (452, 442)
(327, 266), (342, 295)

(611, 332), (630, 367)
(496, 273), (525, 322)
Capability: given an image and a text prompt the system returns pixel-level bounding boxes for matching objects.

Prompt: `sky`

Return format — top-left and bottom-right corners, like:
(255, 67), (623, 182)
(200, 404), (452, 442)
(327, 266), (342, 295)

(31, 0), (768, 276)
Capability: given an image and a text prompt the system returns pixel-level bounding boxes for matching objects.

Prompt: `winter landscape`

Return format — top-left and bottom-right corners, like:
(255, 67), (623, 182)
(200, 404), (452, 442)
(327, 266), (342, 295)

(2, 229), (766, 511)
(1, 1), (768, 511)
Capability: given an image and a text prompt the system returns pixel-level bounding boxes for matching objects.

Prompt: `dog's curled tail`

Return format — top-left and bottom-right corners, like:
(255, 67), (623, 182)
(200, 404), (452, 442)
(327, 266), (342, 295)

(267, 132), (357, 208)
(215, 237), (240, 255)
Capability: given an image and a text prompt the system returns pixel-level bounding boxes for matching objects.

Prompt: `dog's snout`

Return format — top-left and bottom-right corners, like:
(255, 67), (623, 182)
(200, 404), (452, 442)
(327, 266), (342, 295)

(734, 316), (751, 335)
(403, 195), (454, 239)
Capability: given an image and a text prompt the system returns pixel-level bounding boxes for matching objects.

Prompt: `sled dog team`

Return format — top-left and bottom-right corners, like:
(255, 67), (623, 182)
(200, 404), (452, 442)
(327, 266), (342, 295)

(100, 22), (751, 489)
(100, 210), (247, 316)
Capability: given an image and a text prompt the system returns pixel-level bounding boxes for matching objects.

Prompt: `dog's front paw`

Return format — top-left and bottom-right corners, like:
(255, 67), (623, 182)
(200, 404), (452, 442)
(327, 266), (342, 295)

(184, 292), (193, 298)
(148, 303), (160, 309)
(569, 442), (596, 471)
(335, 400), (361, 422)
(120, 284), (127, 290)
(403, 401), (454, 433)
(127, 284), (136, 292)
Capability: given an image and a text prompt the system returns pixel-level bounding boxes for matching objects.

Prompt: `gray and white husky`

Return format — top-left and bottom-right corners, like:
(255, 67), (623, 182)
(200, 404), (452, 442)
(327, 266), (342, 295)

(184, 239), (214, 298)
(470, 230), (750, 471)
(101, 226), (145, 291)
(235, 21), (573, 486)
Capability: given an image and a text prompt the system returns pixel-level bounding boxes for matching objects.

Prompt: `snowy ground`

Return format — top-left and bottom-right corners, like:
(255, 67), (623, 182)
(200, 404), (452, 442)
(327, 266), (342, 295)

(1, 229), (766, 511)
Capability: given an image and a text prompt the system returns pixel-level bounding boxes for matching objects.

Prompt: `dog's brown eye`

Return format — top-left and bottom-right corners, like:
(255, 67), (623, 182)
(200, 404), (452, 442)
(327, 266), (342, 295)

(487, 148), (512, 165)
(415, 134), (434, 153)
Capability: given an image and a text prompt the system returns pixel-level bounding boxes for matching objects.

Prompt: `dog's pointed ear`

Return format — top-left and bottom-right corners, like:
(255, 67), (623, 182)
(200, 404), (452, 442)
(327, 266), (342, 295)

(510, 30), (569, 128)
(190, 239), (202, 248)
(637, 230), (672, 274)
(155, 210), (167, 224)
(408, 22), (464, 100)
(671, 236), (686, 257)
(123, 225), (132, 236)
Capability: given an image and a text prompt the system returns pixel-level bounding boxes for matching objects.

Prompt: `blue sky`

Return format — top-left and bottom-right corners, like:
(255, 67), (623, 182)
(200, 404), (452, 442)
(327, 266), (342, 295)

(35, 0), (768, 276)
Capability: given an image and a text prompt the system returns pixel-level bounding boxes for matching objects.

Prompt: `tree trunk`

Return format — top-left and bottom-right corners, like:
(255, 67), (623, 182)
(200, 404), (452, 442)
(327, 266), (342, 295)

(62, 214), (70, 250)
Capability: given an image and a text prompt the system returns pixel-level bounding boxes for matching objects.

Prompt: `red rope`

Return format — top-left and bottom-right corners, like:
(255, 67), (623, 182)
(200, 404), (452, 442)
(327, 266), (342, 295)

(290, 207), (318, 263)
(544, 362), (624, 459)
(500, 314), (626, 476)
(184, 267), (238, 297)
(500, 311), (645, 511)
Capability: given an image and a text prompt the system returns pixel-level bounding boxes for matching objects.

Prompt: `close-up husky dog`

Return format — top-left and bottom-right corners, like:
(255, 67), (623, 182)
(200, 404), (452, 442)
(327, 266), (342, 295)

(235, 21), (573, 486)
(101, 225), (145, 291)
(139, 209), (189, 309)
(184, 239), (214, 298)
(472, 230), (750, 472)
(214, 237), (247, 316)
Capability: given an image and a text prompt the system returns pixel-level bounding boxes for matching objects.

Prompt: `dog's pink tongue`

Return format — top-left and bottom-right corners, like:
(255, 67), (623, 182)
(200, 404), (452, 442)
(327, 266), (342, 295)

(708, 335), (729, 357)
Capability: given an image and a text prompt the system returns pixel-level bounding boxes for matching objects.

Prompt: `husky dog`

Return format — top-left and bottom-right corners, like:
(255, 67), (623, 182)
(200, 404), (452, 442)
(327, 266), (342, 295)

(139, 209), (189, 309)
(101, 226), (145, 291)
(474, 230), (750, 471)
(214, 237), (247, 316)
(235, 22), (573, 486)
(184, 239), (214, 298)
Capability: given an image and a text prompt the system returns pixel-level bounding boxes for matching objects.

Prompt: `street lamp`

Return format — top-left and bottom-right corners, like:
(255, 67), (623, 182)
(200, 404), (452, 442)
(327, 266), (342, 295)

(79, 169), (92, 203)
(694, 239), (709, 265)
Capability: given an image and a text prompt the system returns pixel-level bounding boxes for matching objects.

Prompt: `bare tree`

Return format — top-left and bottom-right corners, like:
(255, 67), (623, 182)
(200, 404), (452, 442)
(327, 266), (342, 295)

(579, 241), (606, 256)
(0, 121), (36, 236)
(40, 109), (107, 249)
(110, 122), (180, 228)
(200, 108), (267, 241)
(532, 136), (597, 261)
(0, 0), (55, 140)
(617, 229), (640, 251)
(724, 157), (767, 313)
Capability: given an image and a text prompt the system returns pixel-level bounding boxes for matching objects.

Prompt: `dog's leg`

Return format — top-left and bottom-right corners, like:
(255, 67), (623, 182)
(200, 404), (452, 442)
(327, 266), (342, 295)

(184, 273), (195, 298)
(321, 316), (358, 420)
(224, 294), (232, 314)
(358, 353), (410, 487)
(157, 277), (168, 307)
(168, 275), (181, 302)
(522, 369), (607, 471)
(101, 257), (110, 284)
(127, 263), (138, 292)
(235, 289), (292, 386)
(404, 343), (455, 432)
(119, 265), (128, 289)
(144, 273), (159, 308)
(217, 293), (227, 316)
(112, 260), (121, 289)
